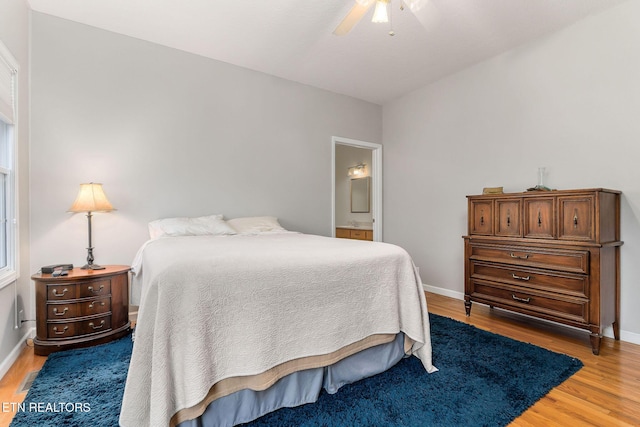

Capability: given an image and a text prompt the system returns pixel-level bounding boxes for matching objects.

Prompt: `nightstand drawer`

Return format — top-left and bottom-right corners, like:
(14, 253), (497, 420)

(79, 279), (111, 298)
(47, 284), (77, 300)
(47, 303), (78, 319)
(79, 316), (111, 335)
(48, 323), (76, 339)
(80, 297), (111, 316)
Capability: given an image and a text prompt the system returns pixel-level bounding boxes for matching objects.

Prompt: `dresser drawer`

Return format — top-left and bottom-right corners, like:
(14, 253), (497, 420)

(470, 262), (588, 298)
(469, 243), (589, 274)
(47, 315), (112, 339)
(470, 280), (588, 324)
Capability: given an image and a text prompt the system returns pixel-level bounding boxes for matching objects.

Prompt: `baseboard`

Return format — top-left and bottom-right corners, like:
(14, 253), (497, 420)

(0, 327), (35, 381)
(423, 283), (464, 300)
(618, 329), (640, 346)
(422, 284), (640, 346)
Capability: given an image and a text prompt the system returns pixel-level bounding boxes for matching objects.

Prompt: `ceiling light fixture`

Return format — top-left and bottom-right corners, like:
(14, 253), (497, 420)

(334, 0), (428, 37)
(371, 0), (390, 23)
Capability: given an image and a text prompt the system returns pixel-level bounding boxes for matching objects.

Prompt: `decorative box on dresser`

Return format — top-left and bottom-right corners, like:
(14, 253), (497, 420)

(32, 265), (131, 356)
(463, 188), (621, 355)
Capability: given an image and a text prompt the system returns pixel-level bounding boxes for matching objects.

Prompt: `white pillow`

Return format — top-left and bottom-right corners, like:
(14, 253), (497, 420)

(148, 214), (237, 238)
(226, 216), (287, 235)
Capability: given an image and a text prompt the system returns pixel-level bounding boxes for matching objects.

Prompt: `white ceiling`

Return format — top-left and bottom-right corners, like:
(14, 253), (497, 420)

(27, 0), (628, 105)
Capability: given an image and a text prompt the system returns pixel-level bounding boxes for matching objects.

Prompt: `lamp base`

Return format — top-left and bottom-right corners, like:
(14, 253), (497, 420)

(81, 263), (106, 270)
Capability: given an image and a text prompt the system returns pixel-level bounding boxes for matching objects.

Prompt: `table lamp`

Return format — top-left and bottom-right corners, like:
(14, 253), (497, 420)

(68, 183), (115, 270)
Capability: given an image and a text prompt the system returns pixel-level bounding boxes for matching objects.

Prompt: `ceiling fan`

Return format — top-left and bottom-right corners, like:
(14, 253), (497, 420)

(333, 0), (427, 36)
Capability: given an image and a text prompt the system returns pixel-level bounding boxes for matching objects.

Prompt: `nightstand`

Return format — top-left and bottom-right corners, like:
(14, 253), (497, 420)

(32, 265), (131, 356)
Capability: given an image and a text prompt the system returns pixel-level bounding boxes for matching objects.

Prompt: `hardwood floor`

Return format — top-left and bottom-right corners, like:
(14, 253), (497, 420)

(0, 293), (638, 426)
(0, 341), (46, 427)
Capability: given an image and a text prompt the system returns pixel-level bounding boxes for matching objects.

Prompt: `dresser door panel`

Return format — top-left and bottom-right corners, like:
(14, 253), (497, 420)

(470, 200), (493, 235)
(558, 196), (594, 241)
(495, 199), (521, 237)
(524, 198), (555, 238)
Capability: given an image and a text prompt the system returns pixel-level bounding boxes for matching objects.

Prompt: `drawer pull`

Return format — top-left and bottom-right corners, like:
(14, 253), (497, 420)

(512, 294), (531, 304)
(53, 307), (69, 316)
(511, 273), (531, 281)
(88, 301), (105, 309)
(574, 210), (579, 228)
(87, 285), (104, 294)
(52, 288), (68, 297)
(53, 326), (69, 335)
(509, 252), (529, 260)
(89, 320), (105, 330)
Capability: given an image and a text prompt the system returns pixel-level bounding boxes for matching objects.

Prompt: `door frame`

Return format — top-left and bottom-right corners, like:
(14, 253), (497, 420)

(331, 136), (383, 241)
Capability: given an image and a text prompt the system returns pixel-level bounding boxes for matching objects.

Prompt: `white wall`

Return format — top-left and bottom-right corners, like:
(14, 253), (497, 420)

(383, 1), (640, 341)
(335, 145), (373, 227)
(0, 0), (31, 375)
(29, 13), (382, 275)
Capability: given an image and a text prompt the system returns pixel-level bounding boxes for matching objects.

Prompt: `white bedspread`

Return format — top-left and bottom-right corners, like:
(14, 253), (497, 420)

(119, 233), (437, 427)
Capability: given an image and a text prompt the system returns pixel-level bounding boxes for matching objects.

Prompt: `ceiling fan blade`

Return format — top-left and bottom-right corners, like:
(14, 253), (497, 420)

(333, 0), (375, 36)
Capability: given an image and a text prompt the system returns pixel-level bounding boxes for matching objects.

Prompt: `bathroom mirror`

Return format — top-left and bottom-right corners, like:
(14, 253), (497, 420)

(351, 177), (370, 213)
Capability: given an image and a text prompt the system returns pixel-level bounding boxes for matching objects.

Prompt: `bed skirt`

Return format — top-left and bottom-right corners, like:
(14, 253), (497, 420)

(176, 332), (408, 427)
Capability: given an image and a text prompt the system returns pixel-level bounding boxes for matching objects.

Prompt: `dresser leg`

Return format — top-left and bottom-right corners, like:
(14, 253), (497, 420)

(612, 321), (620, 341)
(464, 299), (471, 316)
(589, 333), (601, 355)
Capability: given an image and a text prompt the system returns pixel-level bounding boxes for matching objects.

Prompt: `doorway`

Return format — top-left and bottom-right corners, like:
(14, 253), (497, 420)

(331, 136), (382, 241)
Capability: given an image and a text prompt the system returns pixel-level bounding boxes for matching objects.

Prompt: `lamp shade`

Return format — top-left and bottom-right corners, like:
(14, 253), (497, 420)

(68, 183), (115, 213)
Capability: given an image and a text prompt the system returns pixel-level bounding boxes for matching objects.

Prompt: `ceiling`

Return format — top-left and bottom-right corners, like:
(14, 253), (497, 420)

(27, 0), (628, 105)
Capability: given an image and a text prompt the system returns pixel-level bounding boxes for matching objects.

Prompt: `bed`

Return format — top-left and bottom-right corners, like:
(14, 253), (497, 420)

(119, 216), (437, 427)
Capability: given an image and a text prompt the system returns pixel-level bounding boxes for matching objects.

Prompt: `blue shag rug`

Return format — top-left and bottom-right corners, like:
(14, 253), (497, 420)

(10, 314), (583, 427)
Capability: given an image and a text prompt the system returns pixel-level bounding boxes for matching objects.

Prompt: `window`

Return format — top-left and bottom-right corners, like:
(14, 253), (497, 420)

(0, 40), (18, 289)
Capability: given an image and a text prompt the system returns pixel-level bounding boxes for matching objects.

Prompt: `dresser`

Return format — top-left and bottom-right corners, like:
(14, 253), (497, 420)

(33, 265), (131, 356)
(463, 189), (621, 355)
(336, 227), (373, 241)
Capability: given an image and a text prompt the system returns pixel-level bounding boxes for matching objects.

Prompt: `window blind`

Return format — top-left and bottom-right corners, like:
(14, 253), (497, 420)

(0, 51), (17, 124)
